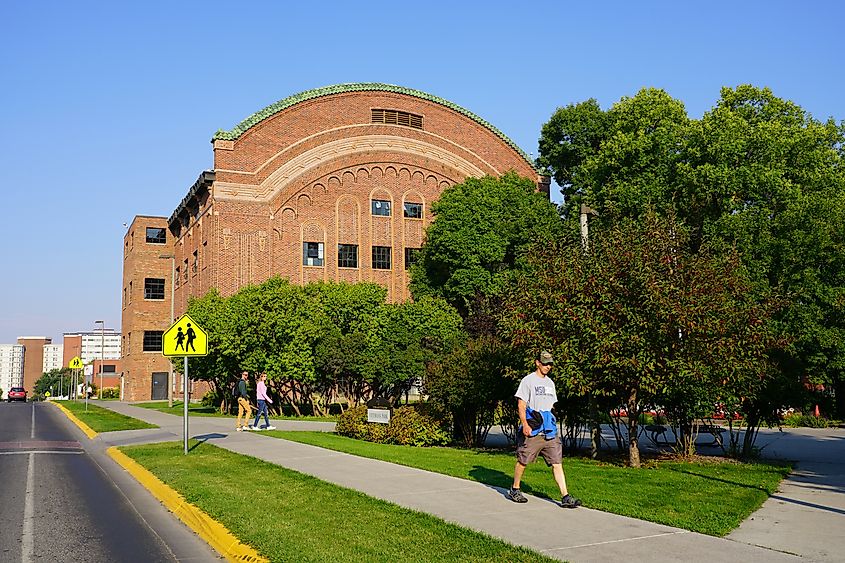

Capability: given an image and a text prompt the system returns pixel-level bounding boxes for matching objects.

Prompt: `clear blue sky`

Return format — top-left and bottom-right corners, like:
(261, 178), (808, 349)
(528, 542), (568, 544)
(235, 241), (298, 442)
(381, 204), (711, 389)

(1, 1), (842, 344)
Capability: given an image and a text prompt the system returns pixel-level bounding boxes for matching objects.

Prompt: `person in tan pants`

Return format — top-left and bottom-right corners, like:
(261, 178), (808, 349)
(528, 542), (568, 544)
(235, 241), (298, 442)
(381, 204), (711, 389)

(235, 370), (252, 431)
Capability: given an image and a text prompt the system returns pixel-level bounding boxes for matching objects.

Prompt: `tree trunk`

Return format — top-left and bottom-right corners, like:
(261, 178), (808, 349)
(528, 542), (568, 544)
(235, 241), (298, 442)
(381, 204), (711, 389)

(589, 394), (601, 459)
(626, 390), (641, 468)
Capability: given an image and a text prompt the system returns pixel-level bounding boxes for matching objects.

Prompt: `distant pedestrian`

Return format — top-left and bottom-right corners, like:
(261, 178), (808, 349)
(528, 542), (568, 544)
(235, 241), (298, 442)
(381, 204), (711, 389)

(507, 351), (581, 509)
(250, 372), (276, 431)
(235, 371), (252, 432)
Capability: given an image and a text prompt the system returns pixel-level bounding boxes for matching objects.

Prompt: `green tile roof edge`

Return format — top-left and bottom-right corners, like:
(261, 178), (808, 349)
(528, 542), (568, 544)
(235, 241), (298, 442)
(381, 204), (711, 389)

(212, 83), (541, 172)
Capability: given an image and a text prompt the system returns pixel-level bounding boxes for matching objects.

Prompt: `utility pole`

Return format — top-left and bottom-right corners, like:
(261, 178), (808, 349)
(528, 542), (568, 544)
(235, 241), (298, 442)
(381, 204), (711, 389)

(580, 204), (602, 459)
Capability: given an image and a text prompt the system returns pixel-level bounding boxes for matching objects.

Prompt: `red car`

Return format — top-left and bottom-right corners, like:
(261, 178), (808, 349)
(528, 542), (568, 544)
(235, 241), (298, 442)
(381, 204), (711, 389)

(7, 387), (27, 402)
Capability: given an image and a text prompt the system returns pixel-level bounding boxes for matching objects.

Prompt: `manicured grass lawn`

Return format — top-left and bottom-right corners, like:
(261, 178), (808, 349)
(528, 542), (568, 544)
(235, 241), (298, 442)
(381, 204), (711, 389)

(121, 441), (555, 563)
(264, 431), (790, 537)
(59, 400), (157, 432)
(134, 401), (337, 421)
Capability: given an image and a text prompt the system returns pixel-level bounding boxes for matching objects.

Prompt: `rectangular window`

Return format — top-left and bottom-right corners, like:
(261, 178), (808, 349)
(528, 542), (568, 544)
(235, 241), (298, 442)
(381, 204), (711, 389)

(303, 242), (324, 266)
(372, 246), (392, 270)
(403, 202), (423, 219)
(174, 267), (180, 287)
(192, 250), (198, 273)
(338, 244), (358, 268)
(128, 281), (133, 303)
(144, 278), (165, 300)
(183, 259), (189, 281)
(371, 199), (391, 216)
(102, 364), (116, 373)
(143, 331), (163, 352)
(145, 227), (166, 244)
(404, 247), (420, 270)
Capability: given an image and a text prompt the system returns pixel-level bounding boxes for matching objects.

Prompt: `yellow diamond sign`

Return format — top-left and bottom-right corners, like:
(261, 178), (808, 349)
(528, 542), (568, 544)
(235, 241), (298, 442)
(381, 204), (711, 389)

(68, 356), (83, 369)
(162, 314), (208, 357)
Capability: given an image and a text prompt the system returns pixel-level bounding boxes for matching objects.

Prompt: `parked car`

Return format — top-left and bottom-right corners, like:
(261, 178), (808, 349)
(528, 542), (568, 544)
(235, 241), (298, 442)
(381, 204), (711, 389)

(7, 387), (27, 402)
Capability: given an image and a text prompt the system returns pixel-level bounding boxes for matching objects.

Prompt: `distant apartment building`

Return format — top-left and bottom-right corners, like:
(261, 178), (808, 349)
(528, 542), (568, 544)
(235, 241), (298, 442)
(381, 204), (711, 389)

(0, 344), (25, 399)
(17, 337), (50, 392)
(62, 330), (121, 364)
(43, 344), (64, 373)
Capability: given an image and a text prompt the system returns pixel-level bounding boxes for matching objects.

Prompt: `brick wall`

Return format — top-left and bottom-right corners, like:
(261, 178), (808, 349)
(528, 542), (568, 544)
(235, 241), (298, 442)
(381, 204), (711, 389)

(17, 337), (49, 392)
(126, 86), (543, 399)
(121, 216), (174, 401)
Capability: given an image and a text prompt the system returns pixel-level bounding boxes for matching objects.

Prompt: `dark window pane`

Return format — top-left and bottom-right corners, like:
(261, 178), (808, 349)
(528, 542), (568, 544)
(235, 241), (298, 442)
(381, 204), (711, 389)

(338, 244), (358, 268)
(404, 248), (420, 270)
(372, 246), (392, 270)
(145, 227), (166, 244)
(403, 202), (423, 219)
(143, 331), (163, 352)
(144, 278), (165, 300)
(303, 242), (324, 266)
(371, 199), (391, 216)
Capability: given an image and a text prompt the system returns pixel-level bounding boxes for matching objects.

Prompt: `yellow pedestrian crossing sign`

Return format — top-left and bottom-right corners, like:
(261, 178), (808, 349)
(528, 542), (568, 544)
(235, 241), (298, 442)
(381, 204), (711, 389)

(162, 314), (208, 357)
(68, 356), (83, 369)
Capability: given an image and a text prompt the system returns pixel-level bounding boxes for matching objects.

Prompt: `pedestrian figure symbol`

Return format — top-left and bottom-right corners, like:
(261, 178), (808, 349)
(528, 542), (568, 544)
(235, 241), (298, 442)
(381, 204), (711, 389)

(186, 323), (196, 352)
(175, 327), (186, 351)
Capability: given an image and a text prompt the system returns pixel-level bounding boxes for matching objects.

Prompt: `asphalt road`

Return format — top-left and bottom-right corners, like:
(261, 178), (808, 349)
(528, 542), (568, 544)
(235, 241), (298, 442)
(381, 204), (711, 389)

(0, 401), (177, 563)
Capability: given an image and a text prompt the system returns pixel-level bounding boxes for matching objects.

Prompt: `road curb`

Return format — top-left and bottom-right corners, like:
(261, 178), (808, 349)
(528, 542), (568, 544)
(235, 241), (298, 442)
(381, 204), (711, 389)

(50, 401), (98, 439)
(106, 446), (267, 563)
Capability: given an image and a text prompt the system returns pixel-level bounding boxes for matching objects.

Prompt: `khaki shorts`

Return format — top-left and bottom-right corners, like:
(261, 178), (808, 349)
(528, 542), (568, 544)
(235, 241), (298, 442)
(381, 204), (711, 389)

(516, 433), (563, 466)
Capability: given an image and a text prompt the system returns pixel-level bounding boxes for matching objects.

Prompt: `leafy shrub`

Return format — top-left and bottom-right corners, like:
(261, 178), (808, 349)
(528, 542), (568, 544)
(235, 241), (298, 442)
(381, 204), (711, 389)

(387, 406), (450, 446)
(782, 413), (835, 428)
(336, 404), (449, 446)
(101, 387), (120, 399)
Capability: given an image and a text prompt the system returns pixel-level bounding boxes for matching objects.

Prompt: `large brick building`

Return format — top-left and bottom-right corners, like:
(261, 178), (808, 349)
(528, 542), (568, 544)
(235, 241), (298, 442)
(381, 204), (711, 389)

(122, 83), (545, 401)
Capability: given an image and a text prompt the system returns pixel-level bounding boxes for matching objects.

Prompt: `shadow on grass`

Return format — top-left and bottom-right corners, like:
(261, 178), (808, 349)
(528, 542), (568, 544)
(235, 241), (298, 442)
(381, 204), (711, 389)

(667, 466), (787, 492)
(189, 433), (227, 452)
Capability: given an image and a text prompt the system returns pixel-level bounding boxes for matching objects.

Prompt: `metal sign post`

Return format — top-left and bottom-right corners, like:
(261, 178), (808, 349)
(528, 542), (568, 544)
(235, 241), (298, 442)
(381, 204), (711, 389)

(183, 356), (189, 455)
(162, 314), (208, 456)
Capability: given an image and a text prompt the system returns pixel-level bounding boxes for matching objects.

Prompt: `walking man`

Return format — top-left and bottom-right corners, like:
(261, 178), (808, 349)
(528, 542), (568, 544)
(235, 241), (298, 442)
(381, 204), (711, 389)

(235, 370), (252, 431)
(507, 350), (581, 508)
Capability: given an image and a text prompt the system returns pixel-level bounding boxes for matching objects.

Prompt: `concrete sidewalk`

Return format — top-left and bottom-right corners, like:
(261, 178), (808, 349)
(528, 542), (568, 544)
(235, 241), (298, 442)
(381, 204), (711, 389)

(94, 401), (842, 562)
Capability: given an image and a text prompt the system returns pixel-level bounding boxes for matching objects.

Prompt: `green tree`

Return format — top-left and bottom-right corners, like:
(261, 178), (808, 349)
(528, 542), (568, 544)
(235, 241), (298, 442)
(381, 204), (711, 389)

(424, 335), (522, 447)
(503, 213), (779, 466)
(410, 172), (564, 317)
(33, 368), (73, 399)
(538, 85), (845, 420)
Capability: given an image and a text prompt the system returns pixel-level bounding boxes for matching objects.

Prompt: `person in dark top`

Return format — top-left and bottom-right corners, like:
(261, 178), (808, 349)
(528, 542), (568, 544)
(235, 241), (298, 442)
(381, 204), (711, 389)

(235, 370), (252, 431)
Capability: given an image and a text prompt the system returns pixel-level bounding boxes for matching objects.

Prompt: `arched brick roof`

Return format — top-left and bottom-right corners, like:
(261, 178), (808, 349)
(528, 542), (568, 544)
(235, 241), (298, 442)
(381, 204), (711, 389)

(212, 83), (536, 169)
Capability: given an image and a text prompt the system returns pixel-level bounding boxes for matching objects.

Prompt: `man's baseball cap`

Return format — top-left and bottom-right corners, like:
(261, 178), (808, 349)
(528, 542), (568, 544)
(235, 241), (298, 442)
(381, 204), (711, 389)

(538, 351), (555, 365)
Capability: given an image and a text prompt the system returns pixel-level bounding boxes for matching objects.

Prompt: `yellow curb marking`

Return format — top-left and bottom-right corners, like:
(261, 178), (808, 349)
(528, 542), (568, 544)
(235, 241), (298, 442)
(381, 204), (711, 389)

(50, 401), (98, 439)
(106, 447), (268, 563)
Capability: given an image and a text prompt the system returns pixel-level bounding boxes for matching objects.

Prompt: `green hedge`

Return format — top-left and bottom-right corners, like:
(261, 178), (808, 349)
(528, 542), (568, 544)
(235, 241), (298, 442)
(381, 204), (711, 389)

(336, 404), (449, 446)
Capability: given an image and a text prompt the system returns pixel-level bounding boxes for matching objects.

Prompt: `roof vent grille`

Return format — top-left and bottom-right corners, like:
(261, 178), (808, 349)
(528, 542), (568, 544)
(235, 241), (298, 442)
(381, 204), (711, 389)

(372, 109), (423, 129)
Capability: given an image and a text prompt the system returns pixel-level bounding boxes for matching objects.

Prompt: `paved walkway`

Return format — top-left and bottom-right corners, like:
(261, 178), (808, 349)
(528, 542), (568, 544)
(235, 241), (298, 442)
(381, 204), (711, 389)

(92, 401), (843, 562)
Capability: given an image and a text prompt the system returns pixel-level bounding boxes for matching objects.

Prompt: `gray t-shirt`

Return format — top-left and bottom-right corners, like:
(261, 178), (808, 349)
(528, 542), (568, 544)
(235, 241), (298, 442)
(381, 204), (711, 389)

(515, 371), (557, 412)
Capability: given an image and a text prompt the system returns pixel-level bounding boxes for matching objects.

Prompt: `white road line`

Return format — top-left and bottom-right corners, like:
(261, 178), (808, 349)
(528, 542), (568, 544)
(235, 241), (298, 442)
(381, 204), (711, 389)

(30, 403), (35, 439)
(21, 452), (35, 562)
(0, 451), (83, 456)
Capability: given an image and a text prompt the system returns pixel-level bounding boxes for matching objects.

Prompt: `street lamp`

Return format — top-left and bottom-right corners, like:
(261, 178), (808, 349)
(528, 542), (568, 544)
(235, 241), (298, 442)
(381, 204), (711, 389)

(159, 254), (176, 408)
(96, 320), (105, 399)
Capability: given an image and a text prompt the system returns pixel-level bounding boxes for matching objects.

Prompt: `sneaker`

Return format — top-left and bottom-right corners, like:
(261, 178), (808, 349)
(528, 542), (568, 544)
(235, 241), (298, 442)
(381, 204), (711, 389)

(265, 425), (276, 430)
(236, 427), (243, 432)
(561, 494), (582, 509)
(244, 426), (254, 431)
(507, 488), (528, 503)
